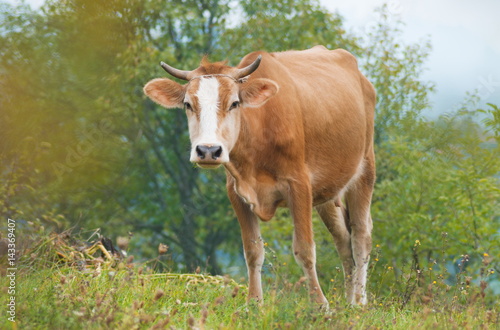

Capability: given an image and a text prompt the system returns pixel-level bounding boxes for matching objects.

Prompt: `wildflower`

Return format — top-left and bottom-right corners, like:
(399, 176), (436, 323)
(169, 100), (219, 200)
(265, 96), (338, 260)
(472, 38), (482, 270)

(483, 253), (489, 257)
(330, 279), (335, 282)
(117, 236), (129, 250)
(154, 289), (165, 301)
(414, 240), (421, 246)
(433, 281), (437, 284)
(264, 242), (268, 247)
(283, 262), (287, 266)
(429, 267), (432, 271)
(158, 243), (168, 255)
(187, 314), (195, 328)
(376, 244), (380, 248)
(201, 305), (208, 325)
(375, 258), (379, 262)
(231, 286), (239, 298)
(214, 296), (225, 305)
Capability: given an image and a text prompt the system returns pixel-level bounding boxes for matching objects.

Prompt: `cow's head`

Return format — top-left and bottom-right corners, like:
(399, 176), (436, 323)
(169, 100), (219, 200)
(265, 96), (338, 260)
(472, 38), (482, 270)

(143, 56), (278, 169)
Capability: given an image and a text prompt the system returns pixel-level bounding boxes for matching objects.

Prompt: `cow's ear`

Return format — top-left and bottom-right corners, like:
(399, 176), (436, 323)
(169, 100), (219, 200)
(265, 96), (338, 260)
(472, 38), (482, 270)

(143, 78), (186, 108)
(240, 78), (279, 108)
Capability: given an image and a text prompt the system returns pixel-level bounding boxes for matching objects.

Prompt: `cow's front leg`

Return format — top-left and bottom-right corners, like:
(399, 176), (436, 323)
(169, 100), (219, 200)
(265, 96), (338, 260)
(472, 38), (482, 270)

(227, 185), (264, 302)
(289, 179), (328, 308)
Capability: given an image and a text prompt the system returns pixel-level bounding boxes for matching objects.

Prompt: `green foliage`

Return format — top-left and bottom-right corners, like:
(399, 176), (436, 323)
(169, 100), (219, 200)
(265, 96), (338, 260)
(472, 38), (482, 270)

(220, 0), (360, 60)
(480, 103), (500, 142)
(361, 5), (435, 145)
(0, 0), (355, 274)
(373, 109), (500, 287)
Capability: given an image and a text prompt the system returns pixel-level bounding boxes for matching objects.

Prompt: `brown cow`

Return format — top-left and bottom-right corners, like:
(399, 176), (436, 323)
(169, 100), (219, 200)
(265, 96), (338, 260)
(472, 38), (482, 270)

(144, 46), (376, 307)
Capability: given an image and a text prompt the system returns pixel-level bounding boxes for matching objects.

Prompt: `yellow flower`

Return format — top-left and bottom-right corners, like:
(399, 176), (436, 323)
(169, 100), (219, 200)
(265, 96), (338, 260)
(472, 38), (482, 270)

(414, 240), (421, 246)
(433, 281), (437, 284)
(483, 253), (489, 257)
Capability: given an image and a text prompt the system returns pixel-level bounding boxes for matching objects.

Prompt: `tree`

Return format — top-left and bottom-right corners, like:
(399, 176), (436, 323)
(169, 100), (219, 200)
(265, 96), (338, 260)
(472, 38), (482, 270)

(360, 5), (434, 146)
(1, 0), (355, 274)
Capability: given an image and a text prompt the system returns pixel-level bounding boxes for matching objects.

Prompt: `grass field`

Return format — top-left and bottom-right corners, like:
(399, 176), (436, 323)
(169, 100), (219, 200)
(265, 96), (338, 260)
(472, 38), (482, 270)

(1, 233), (499, 329)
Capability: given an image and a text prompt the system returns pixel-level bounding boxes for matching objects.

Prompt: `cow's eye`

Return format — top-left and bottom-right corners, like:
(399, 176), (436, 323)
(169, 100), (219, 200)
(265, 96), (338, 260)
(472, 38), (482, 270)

(184, 102), (192, 111)
(229, 101), (240, 111)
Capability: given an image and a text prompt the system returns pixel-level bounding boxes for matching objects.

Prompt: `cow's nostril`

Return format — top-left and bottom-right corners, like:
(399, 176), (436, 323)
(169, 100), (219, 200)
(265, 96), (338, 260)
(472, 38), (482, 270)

(212, 146), (222, 159)
(196, 145), (207, 159)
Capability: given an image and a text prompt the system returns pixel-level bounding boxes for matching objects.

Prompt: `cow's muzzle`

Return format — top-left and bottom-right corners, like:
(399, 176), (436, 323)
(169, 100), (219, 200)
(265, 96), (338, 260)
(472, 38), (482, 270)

(194, 144), (223, 169)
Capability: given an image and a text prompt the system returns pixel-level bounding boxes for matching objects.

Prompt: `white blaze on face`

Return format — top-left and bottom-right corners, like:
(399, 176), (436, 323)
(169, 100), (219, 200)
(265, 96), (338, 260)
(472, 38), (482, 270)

(196, 77), (220, 144)
(188, 76), (232, 164)
(187, 76), (241, 165)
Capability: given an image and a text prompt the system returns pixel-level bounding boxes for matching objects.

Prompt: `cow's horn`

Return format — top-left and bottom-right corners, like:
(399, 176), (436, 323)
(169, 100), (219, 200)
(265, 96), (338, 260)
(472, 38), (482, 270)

(232, 55), (262, 80)
(160, 61), (192, 81)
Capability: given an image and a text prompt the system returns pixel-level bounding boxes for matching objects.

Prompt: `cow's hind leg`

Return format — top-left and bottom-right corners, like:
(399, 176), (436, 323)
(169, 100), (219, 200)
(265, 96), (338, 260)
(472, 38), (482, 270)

(316, 200), (355, 303)
(345, 159), (375, 305)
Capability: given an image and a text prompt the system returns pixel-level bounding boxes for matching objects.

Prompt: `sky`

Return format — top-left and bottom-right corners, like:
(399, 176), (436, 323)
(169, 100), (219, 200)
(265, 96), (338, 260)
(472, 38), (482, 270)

(6, 0), (500, 116)
(320, 0), (500, 116)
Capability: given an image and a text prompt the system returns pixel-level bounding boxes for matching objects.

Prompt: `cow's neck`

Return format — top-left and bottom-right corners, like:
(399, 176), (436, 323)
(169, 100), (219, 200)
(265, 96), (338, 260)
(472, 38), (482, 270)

(223, 115), (285, 221)
(224, 121), (256, 209)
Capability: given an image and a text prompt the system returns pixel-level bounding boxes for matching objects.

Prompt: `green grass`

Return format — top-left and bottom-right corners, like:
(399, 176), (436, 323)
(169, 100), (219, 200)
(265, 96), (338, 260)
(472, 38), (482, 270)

(2, 264), (499, 329)
(1, 233), (499, 329)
